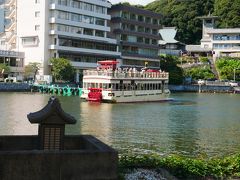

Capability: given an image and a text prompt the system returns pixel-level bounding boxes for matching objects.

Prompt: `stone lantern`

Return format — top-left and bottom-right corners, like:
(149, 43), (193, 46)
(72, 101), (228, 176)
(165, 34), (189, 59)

(27, 96), (76, 150)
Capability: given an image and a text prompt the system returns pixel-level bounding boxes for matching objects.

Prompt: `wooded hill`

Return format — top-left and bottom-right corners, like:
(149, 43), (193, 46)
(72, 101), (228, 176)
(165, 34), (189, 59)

(144, 0), (240, 44)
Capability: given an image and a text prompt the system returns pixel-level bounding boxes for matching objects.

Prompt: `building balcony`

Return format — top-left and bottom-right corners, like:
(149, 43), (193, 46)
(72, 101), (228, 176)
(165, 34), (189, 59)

(49, 45), (121, 57)
(213, 47), (240, 52)
(159, 49), (181, 56)
(212, 40), (240, 44)
(50, 0), (111, 8)
(111, 17), (161, 29)
(122, 52), (159, 60)
(49, 4), (110, 20)
(49, 30), (116, 44)
(113, 28), (160, 39)
(49, 18), (110, 32)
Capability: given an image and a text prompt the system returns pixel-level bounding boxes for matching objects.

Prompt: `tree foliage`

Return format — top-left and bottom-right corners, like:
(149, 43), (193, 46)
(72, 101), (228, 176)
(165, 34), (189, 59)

(145, 0), (240, 44)
(24, 62), (41, 80)
(184, 66), (215, 80)
(160, 55), (183, 84)
(0, 63), (10, 75)
(145, 0), (214, 44)
(50, 58), (75, 82)
(216, 58), (240, 80)
(214, 0), (240, 28)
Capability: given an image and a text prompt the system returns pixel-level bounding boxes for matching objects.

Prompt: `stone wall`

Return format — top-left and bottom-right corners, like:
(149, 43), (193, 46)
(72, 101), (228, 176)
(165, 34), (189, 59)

(0, 135), (118, 180)
(0, 83), (30, 92)
(169, 85), (233, 93)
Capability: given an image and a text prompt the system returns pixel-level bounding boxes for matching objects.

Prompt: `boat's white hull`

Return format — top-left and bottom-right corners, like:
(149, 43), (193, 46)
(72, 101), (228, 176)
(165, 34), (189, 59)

(81, 89), (170, 103)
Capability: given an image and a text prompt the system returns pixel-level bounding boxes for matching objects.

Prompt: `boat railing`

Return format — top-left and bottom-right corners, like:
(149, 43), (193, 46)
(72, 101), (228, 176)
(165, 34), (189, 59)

(83, 70), (169, 79)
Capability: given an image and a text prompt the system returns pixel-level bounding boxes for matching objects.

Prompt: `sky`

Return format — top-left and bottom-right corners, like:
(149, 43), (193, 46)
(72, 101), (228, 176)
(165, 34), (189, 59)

(110, 0), (155, 6)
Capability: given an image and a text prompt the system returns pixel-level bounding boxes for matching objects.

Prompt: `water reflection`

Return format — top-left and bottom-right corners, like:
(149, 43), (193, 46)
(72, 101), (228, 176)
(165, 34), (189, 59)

(0, 93), (49, 135)
(79, 102), (113, 145)
(167, 94), (200, 156)
(58, 96), (82, 135)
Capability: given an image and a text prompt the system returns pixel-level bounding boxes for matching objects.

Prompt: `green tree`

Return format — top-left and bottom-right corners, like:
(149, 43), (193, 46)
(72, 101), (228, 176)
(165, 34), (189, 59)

(214, 0), (240, 28)
(160, 55), (183, 84)
(24, 62), (41, 81)
(216, 58), (240, 80)
(50, 58), (75, 82)
(0, 63), (10, 76)
(184, 66), (215, 80)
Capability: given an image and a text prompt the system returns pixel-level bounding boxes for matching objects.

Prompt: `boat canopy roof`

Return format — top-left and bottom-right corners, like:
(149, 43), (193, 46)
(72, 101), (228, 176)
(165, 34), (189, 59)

(98, 60), (119, 70)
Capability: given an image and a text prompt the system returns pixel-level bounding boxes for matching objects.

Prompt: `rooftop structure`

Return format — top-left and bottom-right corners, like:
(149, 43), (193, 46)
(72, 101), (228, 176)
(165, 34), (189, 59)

(159, 27), (185, 56)
(108, 4), (162, 69)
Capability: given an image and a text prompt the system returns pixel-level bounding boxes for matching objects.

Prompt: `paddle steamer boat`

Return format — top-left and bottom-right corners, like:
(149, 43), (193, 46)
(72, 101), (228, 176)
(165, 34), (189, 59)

(81, 60), (170, 103)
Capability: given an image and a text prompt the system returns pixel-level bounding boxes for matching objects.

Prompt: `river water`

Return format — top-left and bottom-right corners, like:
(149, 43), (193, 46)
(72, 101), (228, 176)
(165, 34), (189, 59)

(0, 92), (240, 157)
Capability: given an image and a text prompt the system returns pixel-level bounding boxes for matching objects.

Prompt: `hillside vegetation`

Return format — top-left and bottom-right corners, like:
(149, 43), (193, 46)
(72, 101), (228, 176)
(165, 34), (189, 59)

(145, 0), (240, 44)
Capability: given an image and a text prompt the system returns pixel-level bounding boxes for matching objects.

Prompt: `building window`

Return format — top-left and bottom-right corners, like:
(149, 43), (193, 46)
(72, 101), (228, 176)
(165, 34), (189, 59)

(138, 15), (144, 22)
(153, 19), (158, 25)
(83, 3), (94, 11)
(145, 38), (150, 44)
(121, 34), (127, 41)
(145, 17), (151, 23)
(58, 0), (67, 6)
(95, 30), (105, 37)
(128, 36), (137, 43)
(130, 13), (136, 20)
(96, 6), (106, 14)
(35, 25), (40, 31)
(122, 11), (129, 19)
(130, 24), (135, 31)
(137, 26), (144, 32)
(83, 28), (93, 36)
(137, 37), (143, 43)
(82, 15), (94, 24)
(35, 11), (40, 17)
(145, 27), (150, 33)
(22, 37), (38, 46)
(95, 18), (105, 26)
(152, 29), (158, 35)
(152, 39), (157, 45)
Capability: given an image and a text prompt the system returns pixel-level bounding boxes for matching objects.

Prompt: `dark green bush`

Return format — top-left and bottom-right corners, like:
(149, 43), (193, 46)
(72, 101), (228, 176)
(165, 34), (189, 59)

(119, 153), (240, 179)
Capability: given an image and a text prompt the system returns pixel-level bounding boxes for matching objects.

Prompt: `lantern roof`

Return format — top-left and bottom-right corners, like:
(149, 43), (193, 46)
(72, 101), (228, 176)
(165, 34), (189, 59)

(27, 96), (77, 125)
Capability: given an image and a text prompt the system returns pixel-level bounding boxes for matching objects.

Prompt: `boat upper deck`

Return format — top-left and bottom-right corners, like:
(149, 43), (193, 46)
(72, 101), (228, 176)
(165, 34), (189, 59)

(83, 69), (169, 80)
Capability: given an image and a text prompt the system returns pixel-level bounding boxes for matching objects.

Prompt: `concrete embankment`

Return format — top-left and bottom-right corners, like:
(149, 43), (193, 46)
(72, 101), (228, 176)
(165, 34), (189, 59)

(169, 84), (233, 93)
(0, 83), (31, 92)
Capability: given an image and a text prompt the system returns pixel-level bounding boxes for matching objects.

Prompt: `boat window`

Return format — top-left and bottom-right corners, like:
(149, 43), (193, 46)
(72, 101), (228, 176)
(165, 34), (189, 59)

(149, 83), (152, 90)
(103, 83), (107, 89)
(159, 83), (162, 90)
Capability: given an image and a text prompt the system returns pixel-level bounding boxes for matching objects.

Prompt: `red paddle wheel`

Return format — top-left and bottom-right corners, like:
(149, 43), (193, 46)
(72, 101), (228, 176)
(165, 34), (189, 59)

(87, 88), (103, 102)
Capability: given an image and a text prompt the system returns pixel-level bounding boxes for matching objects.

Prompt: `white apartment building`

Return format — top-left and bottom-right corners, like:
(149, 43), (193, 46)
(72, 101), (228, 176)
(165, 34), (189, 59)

(1, 0), (121, 80)
(186, 15), (240, 59)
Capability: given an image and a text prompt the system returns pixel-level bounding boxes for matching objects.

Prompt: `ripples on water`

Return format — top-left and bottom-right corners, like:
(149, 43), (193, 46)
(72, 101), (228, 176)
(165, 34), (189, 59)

(1, 92), (240, 157)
